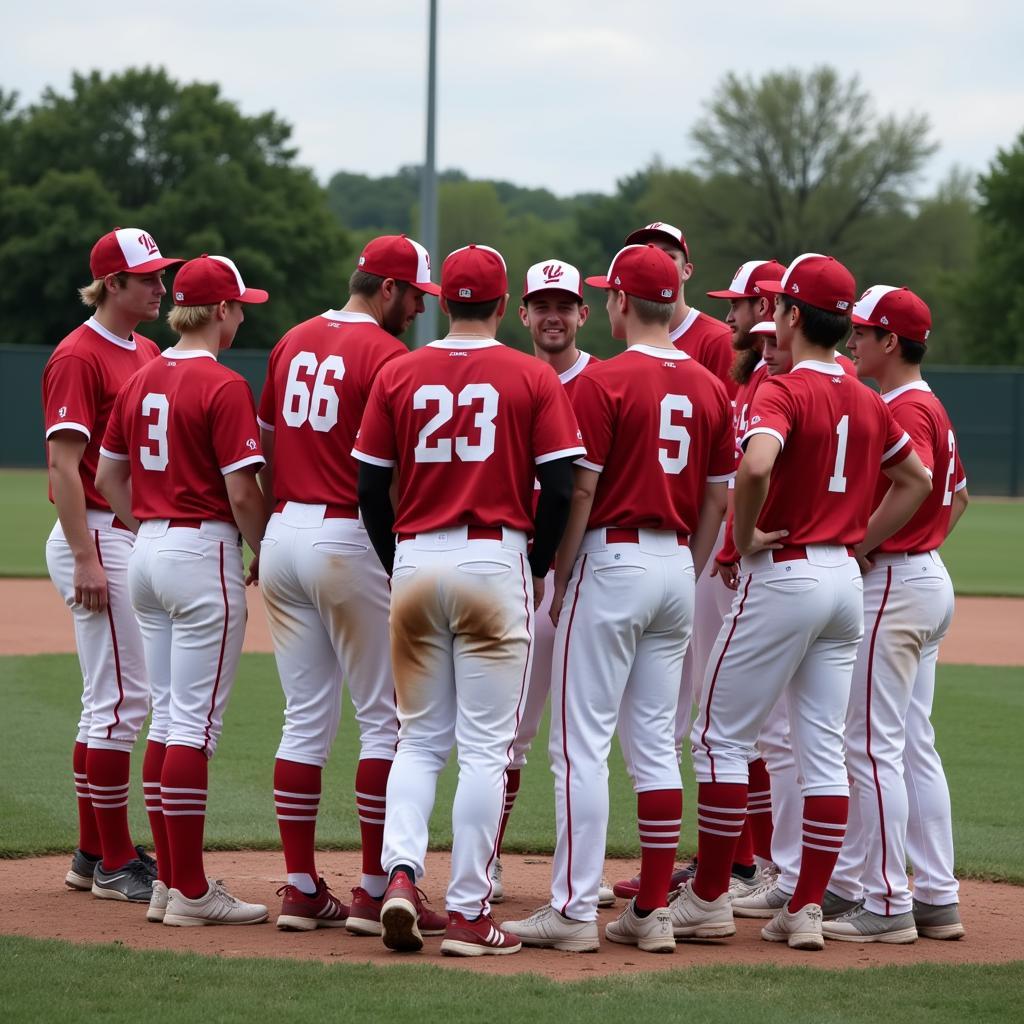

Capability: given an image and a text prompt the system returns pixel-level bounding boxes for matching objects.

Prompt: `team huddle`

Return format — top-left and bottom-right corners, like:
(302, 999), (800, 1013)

(43, 220), (967, 957)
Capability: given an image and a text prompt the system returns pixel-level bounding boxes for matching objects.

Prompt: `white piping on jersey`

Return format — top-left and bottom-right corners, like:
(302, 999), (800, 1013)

(558, 351), (591, 385)
(881, 380), (932, 403)
(668, 307), (700, 342)
(754, 358), (767, 370)
(626, 344), (692, 361)
(791, 359), (846, 376)
(427, 338), (501, 349)
(321, 309), (378, 324)
(85, 316), (137, 351)
(161, 348), (215, 360)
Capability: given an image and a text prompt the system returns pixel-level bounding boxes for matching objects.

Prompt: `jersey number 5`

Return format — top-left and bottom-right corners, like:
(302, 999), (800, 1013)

(413, 383), (499, 463)
(140, 393), (169, 472)
(282, 352), (346, 432)
(658, 394), (692, 475)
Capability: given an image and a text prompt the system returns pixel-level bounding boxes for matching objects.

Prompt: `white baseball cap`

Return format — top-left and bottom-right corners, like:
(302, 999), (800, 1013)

(522, 259), (584, 300)
(749, 320), (777, 336)
(624, 222), (690, 262)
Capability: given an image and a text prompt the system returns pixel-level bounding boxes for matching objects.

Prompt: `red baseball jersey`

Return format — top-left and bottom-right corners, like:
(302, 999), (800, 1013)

(573, 345), (735, 534)
(352, 339), (585, 534)
(873, 381), (966, 554)
(101, 350), (264, 523)
(258, 311), (407, 508)
(557, 350), (598, 402)
(670, 308), (737, 399)
(42, 318), (160, 510)
(743, 360), (911, 547)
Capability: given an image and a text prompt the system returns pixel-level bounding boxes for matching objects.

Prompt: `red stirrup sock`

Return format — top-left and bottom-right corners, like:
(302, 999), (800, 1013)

(162, 744), (209, 899)
(747, 758), (774, 862)
(789, 795), (849, 912)
(692, 782), (747, 902)
(274, 758), (322, 881)
(73, 741), (101, 857)
(636, 789), (682, 911)
(86, 746), (136, 870)
(355, 758), (391, 879)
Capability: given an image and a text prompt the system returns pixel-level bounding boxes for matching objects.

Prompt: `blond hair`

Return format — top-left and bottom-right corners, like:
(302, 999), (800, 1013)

(167, 303), (218, 333)
(78, 274), (128, 308)
(629, 296), (675, 325)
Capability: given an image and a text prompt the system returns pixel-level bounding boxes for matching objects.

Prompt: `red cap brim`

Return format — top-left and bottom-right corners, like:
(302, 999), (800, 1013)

(125, 257), (185, 275)
(706, 288), (748, 299)
(238, 287), (269, 304)
(754, 280), (786, 296)
(411, 281), (442, 296)
(584, 275), (612, 289)
(850, 314), (874, 327)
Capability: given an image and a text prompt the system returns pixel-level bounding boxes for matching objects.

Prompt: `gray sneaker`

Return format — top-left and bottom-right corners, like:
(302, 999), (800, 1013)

(65, 848), (101, 891)
(731, 880), (792, 919)
(822, 888), (863, 920)
(91, 858), (155, 903)
(822, 906), (917, 944)
(913, 899), (965, 940)
(134, 846), (159, 879)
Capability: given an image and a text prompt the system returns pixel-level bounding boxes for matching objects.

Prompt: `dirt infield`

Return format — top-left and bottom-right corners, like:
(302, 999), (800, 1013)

(1, 580), (1021, 665)
(1, 851), (1018, 978)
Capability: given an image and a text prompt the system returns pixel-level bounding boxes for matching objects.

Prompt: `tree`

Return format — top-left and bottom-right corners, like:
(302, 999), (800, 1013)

(691, 67), (936, 258)
(0, 69), (353, 348)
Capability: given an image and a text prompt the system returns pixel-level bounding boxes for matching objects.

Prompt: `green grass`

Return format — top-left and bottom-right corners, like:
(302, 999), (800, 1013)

(2, 655), (1021, 882)
(4, 468), (1021, 594)
(2, 935), (1022, 1024)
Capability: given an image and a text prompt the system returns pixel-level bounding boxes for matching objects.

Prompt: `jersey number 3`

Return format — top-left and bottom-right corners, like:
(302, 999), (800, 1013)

(140, 393), (169, 472)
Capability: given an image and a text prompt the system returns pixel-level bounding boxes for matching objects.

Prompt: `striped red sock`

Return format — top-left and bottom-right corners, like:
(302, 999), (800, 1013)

(355, 758), (391, 877)
(733, 816), (755, 869)
(636, 789), (682, 911)
(747, 758), (774, 862)
(73, 741), (101, 857)
(496, 768), (521, 857)
(274, 759), (321, 879)
(86, 747), (136, 869)
(142, 741), (170, 884)
(693, 782), (747, 902)
(162, 745), (209, 898)
(789, 795), (849, 912)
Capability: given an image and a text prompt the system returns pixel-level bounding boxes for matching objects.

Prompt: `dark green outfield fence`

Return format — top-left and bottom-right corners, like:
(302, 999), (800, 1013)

(3, 345), (1022, 496)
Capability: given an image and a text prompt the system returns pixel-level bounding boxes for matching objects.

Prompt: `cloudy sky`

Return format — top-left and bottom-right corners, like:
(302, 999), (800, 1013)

(6, 1), (1022, 196)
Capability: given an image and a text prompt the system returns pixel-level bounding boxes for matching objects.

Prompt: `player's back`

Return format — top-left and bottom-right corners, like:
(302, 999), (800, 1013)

(746, 359), (909, 547)
(356, 340), (582, 534)
(258, 312), (406, 508)
(577, 346), (735, 535)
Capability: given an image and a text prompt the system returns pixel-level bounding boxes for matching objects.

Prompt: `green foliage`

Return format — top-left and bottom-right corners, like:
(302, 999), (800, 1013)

(0, 68), (353, 350)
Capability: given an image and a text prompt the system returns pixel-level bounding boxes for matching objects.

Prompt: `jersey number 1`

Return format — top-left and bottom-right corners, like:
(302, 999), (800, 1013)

(828, 415), (850, 493)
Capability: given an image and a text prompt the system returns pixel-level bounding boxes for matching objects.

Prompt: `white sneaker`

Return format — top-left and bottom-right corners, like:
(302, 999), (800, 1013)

(728, 870), (761, 899)
(605, 899), (675, 953)
(761, 902), (824, 950)
(503, 904), (599, 952)
(489, 858), (504, 904)
(598, 878), (615, 908)
(163, 880), (269, 927)
(669, 880), (735, 940)
(731, 880), (793, 919)
(147, 880), (169, 923)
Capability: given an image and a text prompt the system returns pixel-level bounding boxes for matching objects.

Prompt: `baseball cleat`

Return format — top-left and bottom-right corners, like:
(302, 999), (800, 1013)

(761, 902), (825, 951)
(147, 880), (169, 923)
(822, 907), (918, 943)
(598, 878), (616, 908)
(912, 899), (965, 940)
(612, 860), (695, 901)
(605, 899), (675, 953)
(163, 880), (268, 926)
(91, 858), (155, 903)
(65, 848), (101, 891)
(731, 880), (793, 919)
(275, 878), (349, 931)
(346, 885), (447, 937)
(489, 858), (504, 903)
(441, 912), (522, 957)
(380, 873), (429, 952)
(821, 888), (863, 920)
(669, 880), (736, 940)
(503, 904), (599, 952)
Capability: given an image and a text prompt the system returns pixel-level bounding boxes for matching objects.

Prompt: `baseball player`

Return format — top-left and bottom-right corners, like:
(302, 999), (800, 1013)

(353, 244), (583, 956)
(507, 244), (734, 953)
(97, 254), (270, 926)
(823, 286), (968, 943)
(44, 228), (182, 903)
(672, 253), (932, 951)
(490, 258), (613, 907)
(256, 235), (442, 936)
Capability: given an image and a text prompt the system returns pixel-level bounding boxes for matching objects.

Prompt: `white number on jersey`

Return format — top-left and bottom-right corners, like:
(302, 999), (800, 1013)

(658, 393), (692, 475)
(281, 352), (346, 433)
(140, 392), (169, 471)
(942, 429), (956, 506)
(828, 414), (850, 493)
(413, 383), (501, 463)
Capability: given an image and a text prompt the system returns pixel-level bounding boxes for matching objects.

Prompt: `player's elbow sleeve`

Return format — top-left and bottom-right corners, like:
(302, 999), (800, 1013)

(357, 462), (393, 513)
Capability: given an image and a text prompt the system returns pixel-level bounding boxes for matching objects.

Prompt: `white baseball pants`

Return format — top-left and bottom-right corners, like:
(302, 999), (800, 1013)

(510, 570), (555, 770)
(550, 529), (693, 922)
(128, 520), (246, 757)
(691, 546), (864, 795)
(381, 527), (533, 918)
(46, 515), (149, 750)
(830, 551), (957, 913)
(260, 505), (398, 767)
(756, 695), (803, 892)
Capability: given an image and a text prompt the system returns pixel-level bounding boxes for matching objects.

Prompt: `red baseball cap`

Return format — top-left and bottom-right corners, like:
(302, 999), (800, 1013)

(707, 259), (786, 300)
(90, 227), (184, 278)
(852, 285), (931, 344)
(584, 244), (678, 303)
(624, 222), (690, 263)
(756, 253), (855, 314)
(441, 244), (508, 302)
(522, 259), (584, 300)
(358, 234), (441, 296)
(172, 255), (269, 306)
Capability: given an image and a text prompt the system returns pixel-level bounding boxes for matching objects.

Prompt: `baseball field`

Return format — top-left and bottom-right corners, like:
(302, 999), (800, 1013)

(1, 467), (1022, 1021)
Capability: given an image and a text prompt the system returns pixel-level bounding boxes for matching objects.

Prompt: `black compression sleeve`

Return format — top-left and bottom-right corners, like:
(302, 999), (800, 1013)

(357, 462), (397, 577)
(529, 456), (575, 578)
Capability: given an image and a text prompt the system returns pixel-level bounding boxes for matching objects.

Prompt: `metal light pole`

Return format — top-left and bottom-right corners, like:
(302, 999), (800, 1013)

(415, 0), (439, 347)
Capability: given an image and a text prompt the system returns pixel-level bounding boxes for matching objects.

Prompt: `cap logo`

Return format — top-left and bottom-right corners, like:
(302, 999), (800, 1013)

(138, 232), (158, 256)
(175, 291), (184, 301)
(358, 256), (366, 266)
(424, 253), (431, 270)
(660, 288), (673, 298)
(542, 263), (564, 284)
(613, 275), (622, 285)
(924, 329), (930, 339)
(650, 222), (664, 229)
(880, 315), (889, 325)
(458, 287), (472, 298)
(791, 283), (800, 294)
(837, 300), (850, 311)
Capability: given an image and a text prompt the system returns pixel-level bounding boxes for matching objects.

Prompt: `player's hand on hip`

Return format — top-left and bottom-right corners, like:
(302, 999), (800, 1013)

(532, 574), (545, 611)
(738, 528), (788, 558)
(712, 560), (740, 590)
(853, 546), (874, 576)
(549, 578), (569, 627)
(74, 554), (109, 613)
(245, 552), (260, 586)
